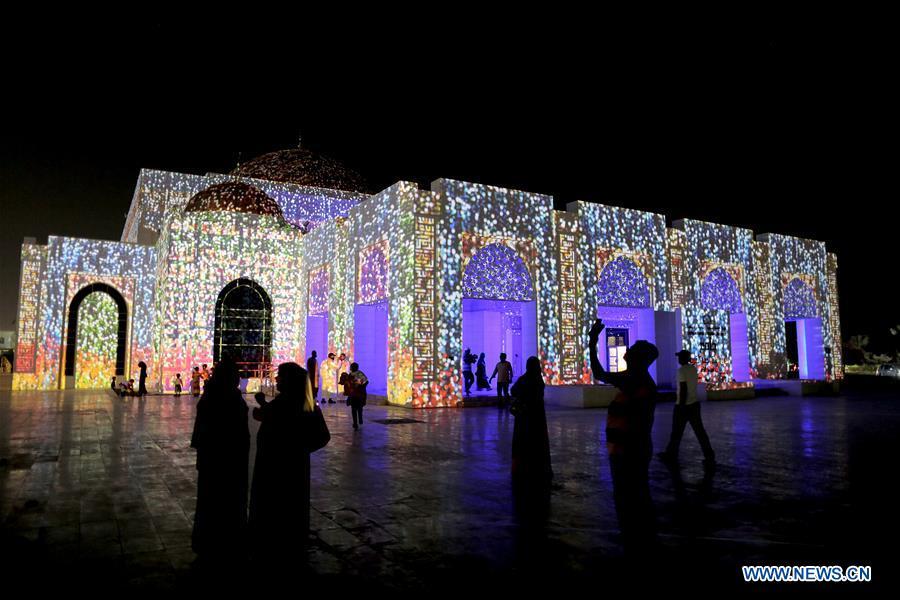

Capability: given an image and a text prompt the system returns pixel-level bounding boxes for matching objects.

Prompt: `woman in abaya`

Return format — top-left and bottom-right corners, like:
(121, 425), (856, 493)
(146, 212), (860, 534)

(510, 356), (553, 487)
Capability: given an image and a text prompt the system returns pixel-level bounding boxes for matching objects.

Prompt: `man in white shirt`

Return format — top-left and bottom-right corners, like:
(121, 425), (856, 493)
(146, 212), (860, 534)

(658, 350), (715, 468)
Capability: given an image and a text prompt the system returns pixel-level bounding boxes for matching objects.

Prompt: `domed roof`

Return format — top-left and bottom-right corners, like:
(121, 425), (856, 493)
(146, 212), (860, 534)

(230, 148), (369, 193)
(184, 181), (284, 218)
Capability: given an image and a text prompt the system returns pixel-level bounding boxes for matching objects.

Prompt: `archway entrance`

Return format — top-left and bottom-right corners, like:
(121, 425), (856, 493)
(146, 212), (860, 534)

(462, 243), (538, 394)
(214, 279), (272, 378)
(783, 277), (824, 380)
(700, 267), (749, 382)
(354, 242), (389, 396)
(64, 283), (128, 389)
(306, 266), (330, 364)
(595, 256), (662, 382)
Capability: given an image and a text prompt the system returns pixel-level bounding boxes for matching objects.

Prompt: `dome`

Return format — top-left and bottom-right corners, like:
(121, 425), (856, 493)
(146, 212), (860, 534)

(230, 148), (369, 193)
(184, 181), (284, 218)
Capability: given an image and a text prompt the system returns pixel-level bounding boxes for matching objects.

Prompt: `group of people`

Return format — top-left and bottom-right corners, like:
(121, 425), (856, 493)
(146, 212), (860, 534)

(110, 360), (150, 397)
(306, 350), (369, 430)
(462, 348), (515, 404)
(190, 357), (323, 565)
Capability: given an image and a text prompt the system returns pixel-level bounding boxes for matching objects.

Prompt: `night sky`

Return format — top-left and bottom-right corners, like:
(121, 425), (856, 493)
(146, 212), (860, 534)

(1, 18), (895, 351)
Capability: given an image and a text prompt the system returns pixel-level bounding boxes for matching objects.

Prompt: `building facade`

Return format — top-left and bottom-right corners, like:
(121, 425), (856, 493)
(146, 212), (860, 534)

(12, 150), (843, 405)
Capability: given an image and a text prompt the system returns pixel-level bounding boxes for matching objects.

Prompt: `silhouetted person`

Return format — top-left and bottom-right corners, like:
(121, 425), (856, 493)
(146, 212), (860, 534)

(510, 356), (553, 487)
(476, 352), (491, 390)
(490, 352), (514, 406)
(190, 356), (249, 560)
(110, 376), (117, 391)
(658, 350), (715, 468)
(463, 348), (476, 395)
(172, 373), (183, 396)
(589, 318), (658, 550)
(348, 362), (368, 430)
(307, 350), (319, 402)
(248, 362), (315, 561)
(137, 361), (148, 396)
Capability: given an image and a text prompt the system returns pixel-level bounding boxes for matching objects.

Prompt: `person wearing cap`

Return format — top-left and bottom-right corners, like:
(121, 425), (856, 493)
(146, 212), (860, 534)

(658, 350), (715, 468)
(588, 317), (658, 547)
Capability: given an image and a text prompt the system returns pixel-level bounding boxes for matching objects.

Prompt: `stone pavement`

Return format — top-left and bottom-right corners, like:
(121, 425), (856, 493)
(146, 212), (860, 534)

(1, 387), (898, 594)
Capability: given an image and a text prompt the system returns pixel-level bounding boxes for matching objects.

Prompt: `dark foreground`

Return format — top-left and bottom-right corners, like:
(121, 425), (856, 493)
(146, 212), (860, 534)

(1, 385), (898, 595)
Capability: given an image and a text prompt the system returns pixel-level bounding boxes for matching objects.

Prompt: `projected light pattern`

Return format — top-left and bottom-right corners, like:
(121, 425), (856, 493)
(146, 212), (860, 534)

(308, 266), (329, 315)
(358, 240), (389, 304)
(783, 277), (817, 320)
(74, 292), (119, 388)
(154, 209), (304, 391)
(766, 234), (840, 380)
(597, 255), (652, 308)
(700, 267), (744, 314)
(14, 162), (844, 395)
(462, 242), (535, 301)
(13, 237), (155, 391)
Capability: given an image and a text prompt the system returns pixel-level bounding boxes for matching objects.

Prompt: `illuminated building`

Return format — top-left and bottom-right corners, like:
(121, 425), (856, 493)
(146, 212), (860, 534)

(12, 148), (843, 404)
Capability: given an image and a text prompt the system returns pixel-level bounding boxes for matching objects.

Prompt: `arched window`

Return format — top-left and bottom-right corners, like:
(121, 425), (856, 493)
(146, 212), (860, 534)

(65, 283), (128, 379)
(700, 267), (743, 314)
(597, 256), (651, 308)
(462, 243), (534, 301)
(214, 279), (273, 378)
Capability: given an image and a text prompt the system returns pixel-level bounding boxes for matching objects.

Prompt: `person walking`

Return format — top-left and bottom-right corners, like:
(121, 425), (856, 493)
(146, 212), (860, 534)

(348, 363), (368, 430)
(588, 317), (658, 549)
(490, 352), (514, 407)
(190, 357), (250, 560)
(137, 361), (148, 397)
(658, 350), (715, 468)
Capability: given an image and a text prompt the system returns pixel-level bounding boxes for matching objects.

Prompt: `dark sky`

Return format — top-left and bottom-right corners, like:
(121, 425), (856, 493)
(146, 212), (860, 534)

(1, 17), (895, 349)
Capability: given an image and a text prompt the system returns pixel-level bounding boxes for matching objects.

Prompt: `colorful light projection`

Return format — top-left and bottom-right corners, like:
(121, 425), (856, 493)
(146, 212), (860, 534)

(555, 212), (582, 383)
(74, 292), (119, 388)
(700, 267), (744, 314)
(358, 240), (389, 304)
(573, 202), (669, 384)
(678, 220), (756, 385)
(124, 169), (366, 244)
(765, 234), (840, 380)
(462, 241), (535, 301)
(826, 253), (843, 380)
(13, 244), (44, 374)
(751, 241), (778, 377)
(597, 254), (652, 308)
(13, 238), (155, 391)
(308, 266), (330, 315)
(783, 277), (818, 320)
(154, 208), (304, 390)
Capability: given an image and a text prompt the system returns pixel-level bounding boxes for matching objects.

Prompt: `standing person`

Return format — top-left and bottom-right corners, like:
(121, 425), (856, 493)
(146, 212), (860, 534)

(489, 353), (514, 407)
(510, 356), (553, 487)
(320, 352), (338, 405)
(249, 362), (319, 561)
(200, 364), (210, 390)
(588, 317), (658, 549)
(462, 348), (476, 396)
(348, 363), (368, 430)
(658, 350), (715, 468)
(191, 367), (202, 398)
(476, 352), (492, 391)
(190, 357), (250, 560)
(306, 350), (320, 403)
(110, 376), (117, 392)
(172, 373), (183, 397)
(337, 353), (349, 387)
(137, 361), (148, 397)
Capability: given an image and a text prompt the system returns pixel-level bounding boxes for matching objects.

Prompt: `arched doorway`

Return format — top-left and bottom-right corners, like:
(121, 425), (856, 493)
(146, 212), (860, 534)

(214, 279), (273, 378)
(596, 256), (657, 377)
(64, 283), (128, 389)
(783, 277), (824, 380)
(700, 267), (749, 382)
(306, 266), (330, 363)
(462, 243), (538, 394)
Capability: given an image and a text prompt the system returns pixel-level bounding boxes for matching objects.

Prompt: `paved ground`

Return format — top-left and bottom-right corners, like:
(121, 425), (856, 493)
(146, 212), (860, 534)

(1, 386), (898, 594)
